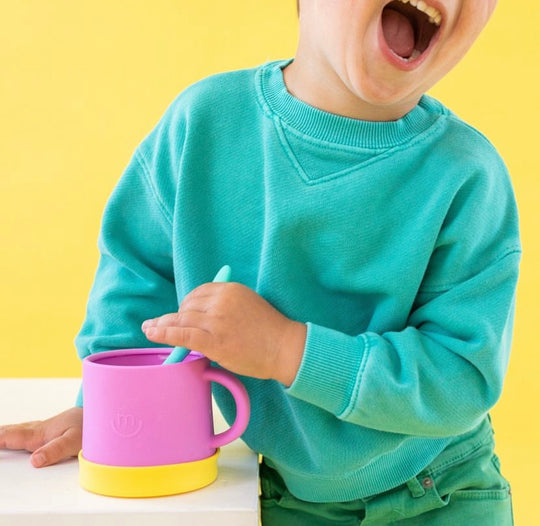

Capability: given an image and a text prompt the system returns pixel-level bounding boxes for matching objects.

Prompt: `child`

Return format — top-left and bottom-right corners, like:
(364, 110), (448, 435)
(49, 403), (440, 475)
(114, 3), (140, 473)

(0, 0), (520, 523)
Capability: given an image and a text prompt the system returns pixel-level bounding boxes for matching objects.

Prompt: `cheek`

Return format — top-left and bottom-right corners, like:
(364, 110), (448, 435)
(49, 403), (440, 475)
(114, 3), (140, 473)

(445, 1), (496, 59)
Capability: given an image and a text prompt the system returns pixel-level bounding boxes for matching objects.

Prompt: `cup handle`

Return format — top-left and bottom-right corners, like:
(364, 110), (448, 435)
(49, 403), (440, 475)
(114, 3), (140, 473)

(203, 368), (250, 449)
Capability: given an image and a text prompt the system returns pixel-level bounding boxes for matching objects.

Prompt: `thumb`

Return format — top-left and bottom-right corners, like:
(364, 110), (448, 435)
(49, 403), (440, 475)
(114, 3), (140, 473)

(31, 427), (81, 468)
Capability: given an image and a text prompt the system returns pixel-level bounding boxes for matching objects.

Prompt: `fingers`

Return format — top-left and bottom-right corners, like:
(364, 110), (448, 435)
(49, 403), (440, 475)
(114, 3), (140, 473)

(0, 422), (43, 452)
(184, 281), (228, 301)
(144, 324), (213, 353)
(30, 426), (82, 468)
(0, 408), (83, 468)
(142, 282), (241, 333)
(180, 282), (241, 312)
(143, 310), (208, 331)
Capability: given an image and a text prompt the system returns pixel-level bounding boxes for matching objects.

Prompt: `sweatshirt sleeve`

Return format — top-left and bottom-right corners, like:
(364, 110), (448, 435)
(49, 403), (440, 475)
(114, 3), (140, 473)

(74, 121), (181, 407)
(286, 250), (520, 437)
(286, 152), (521, 438)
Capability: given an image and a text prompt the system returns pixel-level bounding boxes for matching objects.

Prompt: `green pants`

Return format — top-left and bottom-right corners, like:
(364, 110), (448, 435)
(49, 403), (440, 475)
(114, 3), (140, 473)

(260, 423), (513, 525)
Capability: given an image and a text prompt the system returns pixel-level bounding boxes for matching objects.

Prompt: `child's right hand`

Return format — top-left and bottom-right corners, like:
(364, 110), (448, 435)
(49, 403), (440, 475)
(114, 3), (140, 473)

(0, 407), (82, 468)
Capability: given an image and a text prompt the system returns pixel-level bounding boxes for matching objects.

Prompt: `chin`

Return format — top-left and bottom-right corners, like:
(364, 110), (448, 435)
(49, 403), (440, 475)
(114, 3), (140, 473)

(350, 75), (422, 114)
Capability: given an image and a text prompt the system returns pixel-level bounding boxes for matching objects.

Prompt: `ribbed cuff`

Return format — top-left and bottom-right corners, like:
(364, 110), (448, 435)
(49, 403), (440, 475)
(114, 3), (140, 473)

(285, 323), (368, 417)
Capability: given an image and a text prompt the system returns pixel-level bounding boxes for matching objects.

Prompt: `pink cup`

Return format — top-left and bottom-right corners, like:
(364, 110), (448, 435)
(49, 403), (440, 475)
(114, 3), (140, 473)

(81, 348), (250, 468)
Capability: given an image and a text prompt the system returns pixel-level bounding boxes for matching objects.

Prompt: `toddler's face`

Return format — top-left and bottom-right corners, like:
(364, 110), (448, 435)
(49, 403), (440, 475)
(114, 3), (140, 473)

(294, 0), (497, 119)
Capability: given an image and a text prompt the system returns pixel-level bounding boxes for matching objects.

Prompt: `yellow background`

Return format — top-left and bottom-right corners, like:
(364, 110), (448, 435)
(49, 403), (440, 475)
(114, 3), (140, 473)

(1, 1), (538, 522)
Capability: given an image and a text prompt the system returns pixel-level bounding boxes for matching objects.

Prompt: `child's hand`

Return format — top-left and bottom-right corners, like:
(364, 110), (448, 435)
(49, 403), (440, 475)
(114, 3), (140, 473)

(142, 283), (306, 386)
(0, 407), (82, 468)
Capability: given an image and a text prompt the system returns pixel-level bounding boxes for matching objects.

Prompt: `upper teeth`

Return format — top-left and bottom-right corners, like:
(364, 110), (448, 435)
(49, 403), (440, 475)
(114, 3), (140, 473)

(396, 0), (442, 26)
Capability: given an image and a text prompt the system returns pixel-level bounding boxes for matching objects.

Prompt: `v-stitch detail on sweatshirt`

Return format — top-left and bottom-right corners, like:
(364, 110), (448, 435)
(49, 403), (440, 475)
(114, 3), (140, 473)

(276, 117), (392, 185)
(274, 117), (390, 186)
(273, 116), (446, 186)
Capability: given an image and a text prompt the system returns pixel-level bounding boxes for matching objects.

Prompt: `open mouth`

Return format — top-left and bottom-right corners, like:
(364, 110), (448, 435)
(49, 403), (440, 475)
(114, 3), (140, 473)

(381, 0), (442, 62)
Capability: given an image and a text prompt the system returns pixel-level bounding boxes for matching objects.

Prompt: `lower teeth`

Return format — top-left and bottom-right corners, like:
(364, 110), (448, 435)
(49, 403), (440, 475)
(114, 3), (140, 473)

(406, 49), (421, 61)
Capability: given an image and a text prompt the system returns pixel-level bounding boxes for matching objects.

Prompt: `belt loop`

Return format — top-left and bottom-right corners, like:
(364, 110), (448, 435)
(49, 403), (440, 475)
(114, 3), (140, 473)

(405, 477), (426, 498)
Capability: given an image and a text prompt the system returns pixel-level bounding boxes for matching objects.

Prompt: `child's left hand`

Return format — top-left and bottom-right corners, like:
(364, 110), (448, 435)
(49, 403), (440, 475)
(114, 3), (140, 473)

(142, 283), (306, 386)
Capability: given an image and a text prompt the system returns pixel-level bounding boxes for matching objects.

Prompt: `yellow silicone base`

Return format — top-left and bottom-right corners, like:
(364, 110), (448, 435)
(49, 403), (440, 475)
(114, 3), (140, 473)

(78, 449), (219, 498)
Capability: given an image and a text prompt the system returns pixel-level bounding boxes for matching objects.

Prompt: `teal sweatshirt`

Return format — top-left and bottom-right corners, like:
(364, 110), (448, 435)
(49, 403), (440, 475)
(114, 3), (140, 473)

(75, 59), (521, 502)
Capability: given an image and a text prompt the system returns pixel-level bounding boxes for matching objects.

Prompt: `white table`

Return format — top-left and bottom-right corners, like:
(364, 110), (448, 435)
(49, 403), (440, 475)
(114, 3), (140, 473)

(0, 379), (259, 526)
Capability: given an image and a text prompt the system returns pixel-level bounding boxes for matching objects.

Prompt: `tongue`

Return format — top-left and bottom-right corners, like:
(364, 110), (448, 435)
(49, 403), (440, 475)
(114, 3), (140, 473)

(382, 8), (415, 58)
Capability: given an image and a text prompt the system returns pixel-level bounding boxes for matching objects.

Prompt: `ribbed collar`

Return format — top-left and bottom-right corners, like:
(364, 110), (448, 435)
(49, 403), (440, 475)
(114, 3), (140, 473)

(256, 59), (445, 149)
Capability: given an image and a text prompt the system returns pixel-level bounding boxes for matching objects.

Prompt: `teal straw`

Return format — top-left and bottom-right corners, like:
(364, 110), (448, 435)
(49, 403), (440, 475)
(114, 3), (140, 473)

(162, 265), (232, 365)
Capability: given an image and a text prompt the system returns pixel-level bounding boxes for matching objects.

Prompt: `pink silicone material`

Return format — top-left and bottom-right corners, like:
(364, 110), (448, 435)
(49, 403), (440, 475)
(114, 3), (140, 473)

(81, 348), (250, 467)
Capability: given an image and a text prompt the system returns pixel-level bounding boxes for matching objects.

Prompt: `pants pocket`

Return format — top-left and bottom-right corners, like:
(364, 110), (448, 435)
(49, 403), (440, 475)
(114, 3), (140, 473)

(429, 452), (513, 526)
(432, 447), (512, 503)
(363, 443), (513, 525)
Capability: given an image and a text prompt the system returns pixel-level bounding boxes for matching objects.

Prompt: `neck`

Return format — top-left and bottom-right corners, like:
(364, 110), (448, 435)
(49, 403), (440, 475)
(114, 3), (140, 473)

(282, 56), (418, 122)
